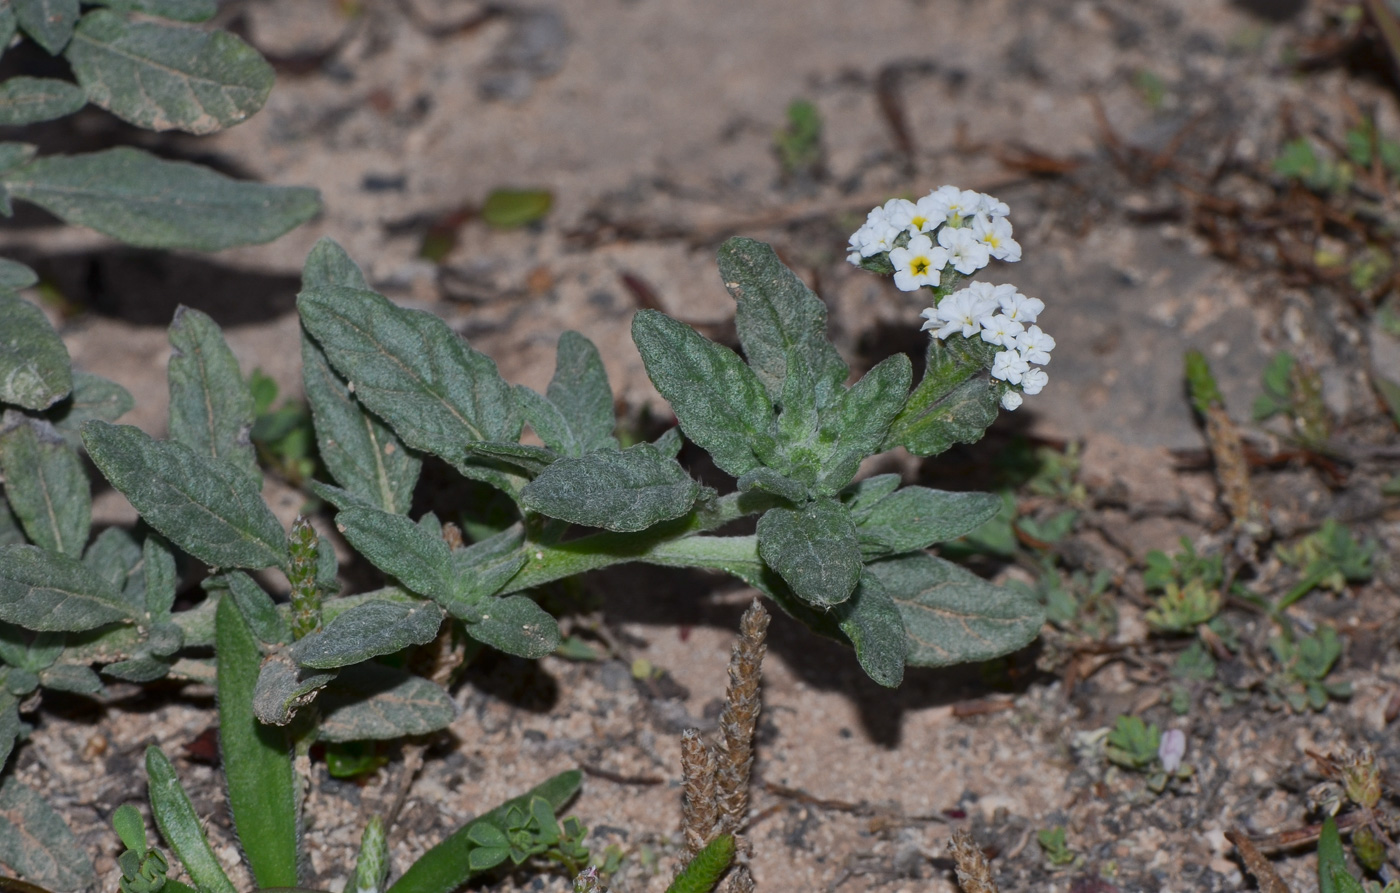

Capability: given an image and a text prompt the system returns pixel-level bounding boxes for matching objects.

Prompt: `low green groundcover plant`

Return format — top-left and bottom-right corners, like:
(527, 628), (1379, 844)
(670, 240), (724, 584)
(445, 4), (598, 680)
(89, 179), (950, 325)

(0, 185), (1050, 889)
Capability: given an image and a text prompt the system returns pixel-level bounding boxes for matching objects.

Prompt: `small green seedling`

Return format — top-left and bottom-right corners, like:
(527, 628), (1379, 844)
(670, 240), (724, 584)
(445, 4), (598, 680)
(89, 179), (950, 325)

(1145, 579), (1221, 634)
(1104, 715), (1191, 794)
(1252, 350), (1329, 447)
(1268, 626), (1351, 712)
(1275, 520), (1375, 611)
(1144, 538), (1223, 593)
(1036, 826), (1080, 869)
(774, 99), (823, 179)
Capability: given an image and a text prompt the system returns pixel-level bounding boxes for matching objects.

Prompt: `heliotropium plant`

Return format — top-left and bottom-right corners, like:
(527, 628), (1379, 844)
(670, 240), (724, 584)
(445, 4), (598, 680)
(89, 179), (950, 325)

(0, 185), (1048, 889)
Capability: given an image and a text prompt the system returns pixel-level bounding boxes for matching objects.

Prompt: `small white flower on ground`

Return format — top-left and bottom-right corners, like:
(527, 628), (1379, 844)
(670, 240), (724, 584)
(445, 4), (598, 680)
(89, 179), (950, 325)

(1159, 729), (1186, 774)
(980, 193), (1011, 218)
(930, 289), (987, 339)
(971, 214), (1022, 262)
(994, 285), (1044, 324)
(1016, 325), (1056, 364)
(1000, 390), (1023, 411)
(978, 313), (1025, 347)
(929, 185), (985, 224)
(1020, 366), (1048, 395)
(889, 233), (948, 291)
(991, 349), (1030, 384)
(938, 226), (991, 275)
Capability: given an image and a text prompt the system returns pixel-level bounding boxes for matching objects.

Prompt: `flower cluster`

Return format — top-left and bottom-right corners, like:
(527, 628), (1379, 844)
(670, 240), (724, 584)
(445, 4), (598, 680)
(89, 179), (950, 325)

(847, 185), (1052, 411)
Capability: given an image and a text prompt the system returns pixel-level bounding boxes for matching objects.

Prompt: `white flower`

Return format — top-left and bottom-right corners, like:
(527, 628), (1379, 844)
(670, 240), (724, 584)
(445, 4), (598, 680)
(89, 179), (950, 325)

(930, 289), (983, 339)
(1159, 729), (1186, 774)
(938, 226), (991, 275)
(1020, 366), (1048, 395)
(980, 193), (1011, 218)
(928, 185), (985, 224)
(990, 349), (1030, 384)
(994, 285), (1044, 324)
(885, 196), (943, 235)
(971, 214), (1022, 262)
(962, 281), (1002, 318)
(888, 233), (948, 292)
(1016, 325), (1056, 364)
(978, 313), (1024, 347)
(1000, 390), (1023, 411)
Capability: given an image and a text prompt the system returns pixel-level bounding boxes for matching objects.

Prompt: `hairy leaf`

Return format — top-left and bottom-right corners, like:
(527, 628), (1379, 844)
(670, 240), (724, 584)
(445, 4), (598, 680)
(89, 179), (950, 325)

(0, 260), (35, 290)
(757, 498), (861, 607)
(829, 572), (906, 688)
(0, 293), (70, 411)
(167, 306), (259, 488)
(535, 331), (616, 455)
(211, 571), (287, 645)
(82, 421), (288, 571)
(0, 77), (84, 125)
(215, 595), (299, 889)
(38, 661), (100, 694)
(854, 487), (1002, 558)
(444, 528), (526, 615)
(667, 833), (734, 893)
(868, 552), (1045, 667)
(839, 473), (902, 518)
(87, 0), (216, 22)
(463, 440), (556, 476)
(81, 526), (141, 611)
(0, 5), (13, 57)
(520, 443), (698, 533)
(316, 661), (457, 742)
(0, 775), (94, 890)
(302, 237), (369, 291)
(14, 0), (76, 54)
(459, 594), (560, 659)
(250, 652), (335, 726)
(0, 694), (17, 769)
(0, 544), (134, 630)
(3, 147), (320, 251)
(142, 532), (177, 619)
(719, 237), (847, 408)
(47, 372), (133, 445)
(102, 655), (170, 682)
(883, 340), (998, 457)
(66, 11), (271, 134)
(145, 746), (237, 893)
(632, 309), (774, 477)
(814, 353), (911, 494)
(291, 599), (444, 669)
(298, 285), (520, 480)
(335, 506), (452, 602)
(0, 415), (89, 555)
(736, 467), (806, 504)
(0, 622), (59, 670)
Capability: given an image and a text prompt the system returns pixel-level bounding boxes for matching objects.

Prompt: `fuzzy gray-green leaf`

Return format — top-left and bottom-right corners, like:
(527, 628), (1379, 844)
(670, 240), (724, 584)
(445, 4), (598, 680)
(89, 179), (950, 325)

(291, 599), (444, 669)
(14, 0), (76, 54)
(211, 571), (288, 645)
(0, 694), (16, 769)
(81, 421), (288, 571)
(736, 467), (806, 504)
(316, 661), (457, 742)
(854, 487), (1002, 558)
(0, 544), (134, 630)
(632, 309), (774, 478)
(0, 260), (36, 290)
(444, 527), (526, 615)
(0, 77), (84, 125)
(460, 594), (560, 659)
(3, 147), (320, 251)
(251, 653), (336, 726)
(298, 285), (520, 477)
(719, 237), (848, 408)
(868, 552), (1045, 667)
(0, 775), (94, 890)
(0, 414), (89, 555)
(544, 331), (617, 455)
(0, 622), (59, 671)
(815, 353), (911, 494)
(757, 498), (861, 607)
(145, 746), (237, 893)
(463, 440), (557, 476)
(81, 526), (141, 609)
(142, 533), (176, 619)
(303, 237), (370, 291)
(830, 572), (906, 688)
(520, 442), (698, 533)
(39, 661), (100, 694)
(167, 306), (259, 488)
(0, 293), (70, 411)
(87, 0), (216, 22)
(335, 506), (452, 602)
(883, 340), (999, 458)
(65, 10), (271, 134)
(47, 372), (133, 445)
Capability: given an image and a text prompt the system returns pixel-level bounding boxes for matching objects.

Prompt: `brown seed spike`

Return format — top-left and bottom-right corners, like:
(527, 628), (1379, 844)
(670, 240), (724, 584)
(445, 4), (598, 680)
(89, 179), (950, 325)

(680, 729), (720, 857)
(948, 829), (999, 893)
(715, 599), (769, 843)
(721, 863), (755, 893)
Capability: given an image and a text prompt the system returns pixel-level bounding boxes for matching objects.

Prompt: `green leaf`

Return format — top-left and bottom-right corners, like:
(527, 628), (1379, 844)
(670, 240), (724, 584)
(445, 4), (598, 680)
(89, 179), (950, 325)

(315, 661), (457, 742)
(0, 544), (134, 630)
(250, 653), (335, 726)
(519, 443), (699, 533)
(65, 10), (271, 134)
(666, 833), (734, 893)
(719, 237), (847, 408)
(335, 506), (452, 602)
(814, 354), (911, 493)
(480, 188), (552, 228)
(211, 571), (288, 645)
(463, 440), (557, 476)
(387, 770), (581, 893)
(0, 260), (36, 291)
(47, 372), (133, 445)
(757, 498), (861, 607)
(112, 803), (146, 854)
(459, 594), (560, 659)
(214, 594), (299, 889)
(444, 528), (526, 613)
(0, 622), (59, 671)
(0, 293), (70, 411)
(290, 599), (444, 669)
(882, 339), (999, 457)
(0, 776), (94, 890)
(830, 571), (906, 688)
(103, 655), (170, 682)
(0, 498), (22, 549)
(0, 415), (89, 555)
(81, 526), (141, 610)
(840, 473), (902, 518)
(37, 662), (101, 694)
(3, 147), (320, 251)
(1318, 816), (1356, 893)
(0, 694), (16, 769)
(853, 487), (1002, 558)
(87, 0), (216, 22)
(866, 552), (1045, 667)
(736, 467), (806, 504)
(632, 309), (775, 478)
(302, 237), (370, 291)
(0, 77), (84, 125)
(297, 285), (521, 480)
(652, 426), (682, 458)
(141, 532), (177, 619)
(145, 746), (238, 893)
(167, 306), (260, 489)
(538, 331), (617, 455)
(14, 0), (77, 54)
(0, 4), (16, 56)
(81, 421), (288, 571)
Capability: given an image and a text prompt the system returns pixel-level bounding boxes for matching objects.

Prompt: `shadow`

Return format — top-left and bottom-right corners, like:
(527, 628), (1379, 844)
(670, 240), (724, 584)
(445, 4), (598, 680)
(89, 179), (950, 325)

(1231, 0), (1306, 22)
(0, 246), (301, 327)
(460, 649), (560, 714)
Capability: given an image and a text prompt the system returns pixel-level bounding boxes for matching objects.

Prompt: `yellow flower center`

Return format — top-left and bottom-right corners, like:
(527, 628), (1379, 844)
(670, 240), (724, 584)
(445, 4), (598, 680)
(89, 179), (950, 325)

(912, 257), (930, 276)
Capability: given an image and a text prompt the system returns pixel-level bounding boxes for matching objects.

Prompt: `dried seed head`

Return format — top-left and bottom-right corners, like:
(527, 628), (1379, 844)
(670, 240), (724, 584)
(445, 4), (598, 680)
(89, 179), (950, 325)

(680, 729), (720, 857)
(715, 599), (769, 840)
(948, 829), (998, 893)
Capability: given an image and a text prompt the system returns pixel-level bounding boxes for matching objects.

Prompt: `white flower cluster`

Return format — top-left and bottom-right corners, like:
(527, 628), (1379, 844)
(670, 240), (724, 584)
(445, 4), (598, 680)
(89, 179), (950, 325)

(846, 185), (1021, 287)
(847, 185), (1053, 412)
